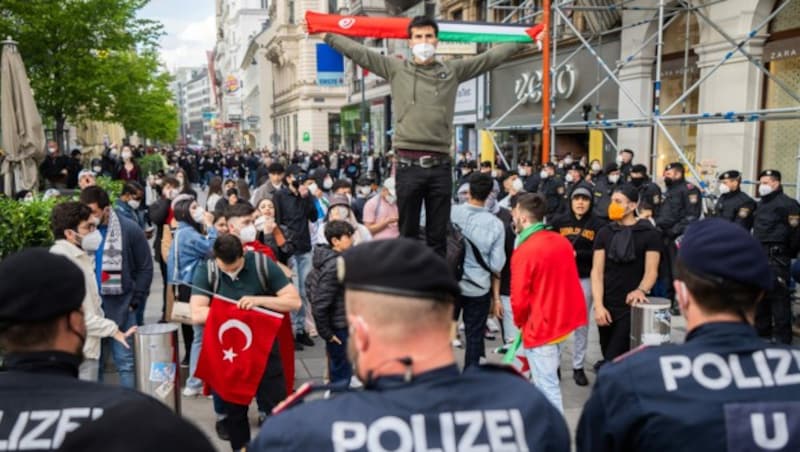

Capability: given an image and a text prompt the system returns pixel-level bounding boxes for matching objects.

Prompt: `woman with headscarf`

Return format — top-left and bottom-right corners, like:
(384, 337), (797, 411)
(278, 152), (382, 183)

(316, 195), (372, 246)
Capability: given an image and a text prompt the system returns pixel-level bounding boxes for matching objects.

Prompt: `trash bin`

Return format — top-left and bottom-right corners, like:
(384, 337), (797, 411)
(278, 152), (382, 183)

(630, 297), (672, 348)
(134, 324), (181, 414)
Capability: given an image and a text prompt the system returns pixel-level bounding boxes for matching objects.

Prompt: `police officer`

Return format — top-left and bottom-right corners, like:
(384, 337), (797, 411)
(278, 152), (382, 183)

(0, 249), (166, 450)
(655, 162), (702, 307)
(629, 164), (662, 217)
(752, 169), (800, 344)
(537, 162), (565, 217)
(713, 170), (756, 230)
(592, 162), (621, 220)
(250, 239), (570, 452)
(577, 218), (800, 452)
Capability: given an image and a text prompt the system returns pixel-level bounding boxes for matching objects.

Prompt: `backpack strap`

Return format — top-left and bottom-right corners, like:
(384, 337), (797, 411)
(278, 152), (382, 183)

(254, 252), (270, 294)
(207, 259), (220, 294)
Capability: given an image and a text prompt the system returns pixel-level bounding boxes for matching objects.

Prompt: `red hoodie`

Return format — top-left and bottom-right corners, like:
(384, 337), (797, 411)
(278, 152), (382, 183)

(511, 230), (588, 348)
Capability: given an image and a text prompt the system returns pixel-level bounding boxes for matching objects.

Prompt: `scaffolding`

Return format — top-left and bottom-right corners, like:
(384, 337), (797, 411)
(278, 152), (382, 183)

(483, 0), (800, 193)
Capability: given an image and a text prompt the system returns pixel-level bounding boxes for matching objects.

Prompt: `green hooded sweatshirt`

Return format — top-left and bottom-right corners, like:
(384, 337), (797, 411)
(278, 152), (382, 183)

(325, 34), (525, 155)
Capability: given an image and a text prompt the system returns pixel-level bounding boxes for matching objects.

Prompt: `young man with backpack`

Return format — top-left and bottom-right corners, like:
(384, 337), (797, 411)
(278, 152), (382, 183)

(449, 173), (506, 368)
(306, 220), (356, 386)
(190, 234), (301, 451)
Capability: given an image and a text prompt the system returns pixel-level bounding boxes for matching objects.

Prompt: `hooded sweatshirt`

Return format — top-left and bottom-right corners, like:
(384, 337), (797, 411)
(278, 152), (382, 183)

(549, 183), (608, 278)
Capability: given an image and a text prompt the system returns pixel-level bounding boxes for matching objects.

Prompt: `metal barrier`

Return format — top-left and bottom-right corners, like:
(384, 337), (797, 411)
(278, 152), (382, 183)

(134, 323), (181, 414)
(630, 297), (672, 348)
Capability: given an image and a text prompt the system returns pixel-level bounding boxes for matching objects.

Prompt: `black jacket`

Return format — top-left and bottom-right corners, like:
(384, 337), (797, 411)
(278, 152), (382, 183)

(714, 189), (756, 231)
(306, 245), (346, 341)
(549, 186), (608, 278)
(149, 197), (171, 263)
(273, 188), (318, 255)
(592, 176), (619, 220)
(753, 186), (800, 256)
(496, 208), (515, 296)
(655, 179), (701, 239)
(0, 352), (154, 450)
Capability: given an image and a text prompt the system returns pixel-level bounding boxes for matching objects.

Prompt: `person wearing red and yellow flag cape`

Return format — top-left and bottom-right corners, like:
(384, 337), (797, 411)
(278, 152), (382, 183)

(307, 15), (533, 258)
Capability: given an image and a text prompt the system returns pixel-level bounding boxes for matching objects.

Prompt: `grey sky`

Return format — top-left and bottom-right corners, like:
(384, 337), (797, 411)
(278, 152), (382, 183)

(138, 0), (215, 71)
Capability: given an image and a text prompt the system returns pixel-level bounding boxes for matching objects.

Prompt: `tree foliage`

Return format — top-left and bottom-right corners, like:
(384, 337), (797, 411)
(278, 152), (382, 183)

(0, 0), (175, 143)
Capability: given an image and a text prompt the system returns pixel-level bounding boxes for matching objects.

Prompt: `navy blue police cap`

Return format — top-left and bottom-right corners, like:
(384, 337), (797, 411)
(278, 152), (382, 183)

(678, 218), (772, 291)
(758, 169), (781, 181)
(339, 238), (460, 302)
(718, 170), (741, 180)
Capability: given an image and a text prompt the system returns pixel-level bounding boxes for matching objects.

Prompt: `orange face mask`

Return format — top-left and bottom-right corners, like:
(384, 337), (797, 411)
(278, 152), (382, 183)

(608, 202), (627, 221)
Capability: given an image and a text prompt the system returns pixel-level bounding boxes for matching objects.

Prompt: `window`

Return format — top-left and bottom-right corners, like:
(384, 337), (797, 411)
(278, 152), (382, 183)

(261, 0), (268, 9)
(288, 0), (294, 24)
(328, 0), (337, 14)
(452, 9), (463, 21)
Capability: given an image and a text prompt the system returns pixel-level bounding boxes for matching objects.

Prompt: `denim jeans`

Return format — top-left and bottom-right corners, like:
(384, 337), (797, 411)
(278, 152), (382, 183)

(186, 324), (204, 390)
(572, 278), (593, 369)
(396, 162), (452, 257)
(326, 328), (352, 384)
(500, 295), (518, 344)
(455, 292), (491, 368)
(289, 252), (312, 334)
(524, 343), (564, 413)
(109, 310), (136, 388)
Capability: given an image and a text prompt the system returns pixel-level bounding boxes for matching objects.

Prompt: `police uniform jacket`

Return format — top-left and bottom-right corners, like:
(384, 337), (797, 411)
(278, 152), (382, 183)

(576, 322), (800, 452)
(655, 179), (701, 238)
(714, 189), (756, 230)
(0, 352), (155, 451)
(635, 180), (662, 216)
(752, 186), (800, 259)
(539, 176), (565, 216)
(250, 364), (570, 452)
(592, 177), (618, 220)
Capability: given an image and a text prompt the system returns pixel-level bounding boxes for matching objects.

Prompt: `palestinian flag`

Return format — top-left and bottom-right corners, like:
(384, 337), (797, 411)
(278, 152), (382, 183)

(306, 11), (545, 44)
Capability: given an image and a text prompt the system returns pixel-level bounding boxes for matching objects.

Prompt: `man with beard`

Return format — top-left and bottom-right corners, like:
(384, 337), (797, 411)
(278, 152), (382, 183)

(0, 249), (159, 450)
(250, 239), (570, 452)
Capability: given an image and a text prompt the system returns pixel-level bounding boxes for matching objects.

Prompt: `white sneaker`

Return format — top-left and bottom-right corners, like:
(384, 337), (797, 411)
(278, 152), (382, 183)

(458, 323), (465, 332)
(182, 386), (202, 397)
(452, 339), (463, 348)
(349, 376), (363, 389)
(486, 318), (500, 333)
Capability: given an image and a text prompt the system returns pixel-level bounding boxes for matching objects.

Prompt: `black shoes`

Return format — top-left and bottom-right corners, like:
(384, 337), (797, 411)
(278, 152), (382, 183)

(296, 331), (314, 347)
(573, 368), (589, 386)
(215, 419), (229, 441)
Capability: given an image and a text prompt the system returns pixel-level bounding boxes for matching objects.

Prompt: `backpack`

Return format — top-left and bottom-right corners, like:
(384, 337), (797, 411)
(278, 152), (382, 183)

(447, 222), (492, 284)
(207, 251), (273, 295)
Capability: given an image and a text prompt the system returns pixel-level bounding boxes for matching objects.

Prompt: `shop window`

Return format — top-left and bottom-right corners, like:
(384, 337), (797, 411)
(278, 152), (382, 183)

(770, 0), (800, 33)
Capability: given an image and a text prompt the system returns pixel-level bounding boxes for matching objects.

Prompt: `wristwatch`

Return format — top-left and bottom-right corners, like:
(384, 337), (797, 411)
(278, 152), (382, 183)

(637, 286), (651, 295)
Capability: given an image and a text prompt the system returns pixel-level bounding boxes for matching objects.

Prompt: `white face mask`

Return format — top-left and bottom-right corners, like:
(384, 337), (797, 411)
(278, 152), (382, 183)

(80, 229), (103, 253)
(92, 165), (102, 173)
(491, 170), (498, 178)
(411, 43), (436, 62)
(308, 183), (319, 196)
(591, 163), (601, 172)
(758, 184), (773, 197)
(191, 206), (206, 223)
(511, 178), (524, 192)
(239, 224), (257, 243)
(539, 170), (549, 179)
(323, 178), (333, 190)
(608, 174), (620, 184)
(615, 155), (624, 165)
(718, 183), (730, 195)
(564, 157), (573, 165)
(48, 147), (57, 154)
(122, 152), (132, 160)
(517, 168), (526, 177)
(385, 193), (397, 205)
(565, 173), (574, 183)
(127, 199), (141, 210)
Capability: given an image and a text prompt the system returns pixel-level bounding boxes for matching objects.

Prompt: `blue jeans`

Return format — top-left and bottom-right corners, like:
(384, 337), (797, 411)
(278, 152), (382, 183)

(572, 278), (593, 369)
(289, 252), (312, 334)
(108, 310), (136, 388)
(500, 295), (518, 344)
(326, 328), (352, 384)
(524, 342), (564, 413)
(186, 324), (204, 390)
(134, 298), (146, 326)
(455, 292), (491, 369)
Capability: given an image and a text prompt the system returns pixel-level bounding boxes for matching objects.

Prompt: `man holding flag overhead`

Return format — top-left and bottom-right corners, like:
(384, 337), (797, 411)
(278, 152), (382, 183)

(190, 234), (301, 451)
(307, 13), (540, 257)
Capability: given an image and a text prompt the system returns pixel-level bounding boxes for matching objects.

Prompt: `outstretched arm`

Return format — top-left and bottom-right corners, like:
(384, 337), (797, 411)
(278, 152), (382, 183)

(454, 43), (526, 82)
(324, 33), (398, 80)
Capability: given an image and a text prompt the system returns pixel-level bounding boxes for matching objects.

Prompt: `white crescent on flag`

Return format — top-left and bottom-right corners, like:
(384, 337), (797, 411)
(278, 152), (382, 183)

(218, 319), (253, 351)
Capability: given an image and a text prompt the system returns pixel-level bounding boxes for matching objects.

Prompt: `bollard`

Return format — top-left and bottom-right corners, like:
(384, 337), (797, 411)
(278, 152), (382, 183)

(134, 323), (181, 414)
(630, 297), (672, 348)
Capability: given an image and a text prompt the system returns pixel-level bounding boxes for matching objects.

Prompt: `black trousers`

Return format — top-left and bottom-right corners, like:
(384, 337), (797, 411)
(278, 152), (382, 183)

(396, 162), (452, 257)
(598, 308), (631, 362)
(455, 292), (491, 369)
(756, 262), (793, 344)
(223, 345), (287, 450)
(176, 285), (193, 361)
(659, 237), (678, 303)
(158, 259), (168, 319)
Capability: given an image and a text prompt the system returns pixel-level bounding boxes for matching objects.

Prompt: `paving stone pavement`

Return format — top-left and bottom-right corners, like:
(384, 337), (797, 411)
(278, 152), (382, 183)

(106, 258), (688, 451)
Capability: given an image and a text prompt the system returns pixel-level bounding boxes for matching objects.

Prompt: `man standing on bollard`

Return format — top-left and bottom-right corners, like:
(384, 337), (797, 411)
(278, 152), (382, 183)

(0, 249), (162, 449)
(250, 239), (570, 451)
(577, 218), (800, 452)
(315, 17), (527, 256)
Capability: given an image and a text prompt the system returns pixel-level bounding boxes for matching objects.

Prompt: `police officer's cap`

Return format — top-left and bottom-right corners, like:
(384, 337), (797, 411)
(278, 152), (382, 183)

(718, 170), (741, 181)
(567, 162), (585, 172)
(665, 162), (685, 172)
(758, 169), (781, 181)
(604, 162), (619, 173)
(339, 238), (460, 301)
(678, 218), (772, 291)
(521, 160), (533, 167)
(0, 248), (85, 323)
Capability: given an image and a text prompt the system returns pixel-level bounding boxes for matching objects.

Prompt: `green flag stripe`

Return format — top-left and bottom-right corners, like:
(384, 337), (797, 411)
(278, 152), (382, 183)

(438, 31), (532, 43)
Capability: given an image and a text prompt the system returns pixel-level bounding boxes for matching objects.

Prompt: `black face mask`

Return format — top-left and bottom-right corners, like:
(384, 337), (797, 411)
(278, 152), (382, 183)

(67, 311), (86, 361)
(630, 177), (645, 187)
(664, 177), (675, 187)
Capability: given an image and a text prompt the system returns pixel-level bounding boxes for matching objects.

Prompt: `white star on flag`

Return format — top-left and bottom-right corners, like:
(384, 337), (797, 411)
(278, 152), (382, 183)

(223, 348), (238, 362)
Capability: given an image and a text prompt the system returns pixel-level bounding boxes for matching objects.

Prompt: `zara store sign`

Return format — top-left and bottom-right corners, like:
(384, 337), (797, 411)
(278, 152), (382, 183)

(514, 64), (578, 103)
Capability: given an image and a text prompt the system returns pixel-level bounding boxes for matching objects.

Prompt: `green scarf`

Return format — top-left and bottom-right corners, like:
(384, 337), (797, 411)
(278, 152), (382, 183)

(514, 222), (547, 248)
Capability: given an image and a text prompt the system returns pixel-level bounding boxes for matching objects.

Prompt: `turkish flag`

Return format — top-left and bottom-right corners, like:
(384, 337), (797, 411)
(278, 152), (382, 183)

(195, 296), (284, 405)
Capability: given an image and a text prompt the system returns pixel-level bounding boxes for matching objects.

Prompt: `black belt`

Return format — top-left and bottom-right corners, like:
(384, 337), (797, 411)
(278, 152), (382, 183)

(397, 155), (449, 169)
